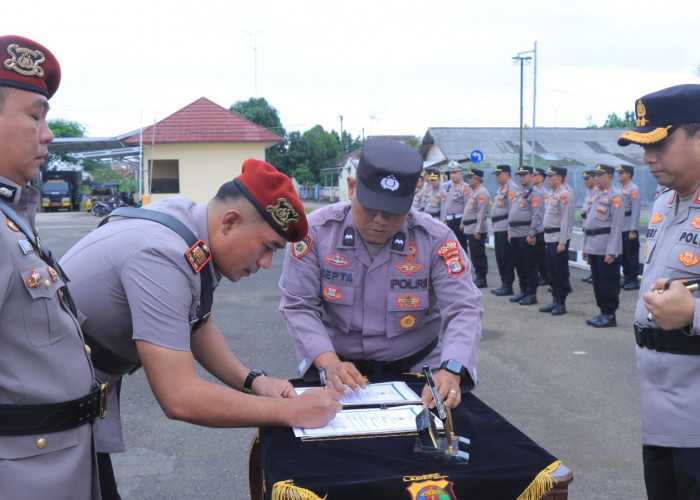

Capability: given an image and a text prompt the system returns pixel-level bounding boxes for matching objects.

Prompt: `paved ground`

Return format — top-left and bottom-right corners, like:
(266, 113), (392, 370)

(37, 209), (647, 499)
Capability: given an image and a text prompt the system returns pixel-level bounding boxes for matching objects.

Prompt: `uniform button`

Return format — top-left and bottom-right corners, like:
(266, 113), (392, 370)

(85, 344), (92, 356)
(36, 438), (47, 449)
(44, 279), (51, 289)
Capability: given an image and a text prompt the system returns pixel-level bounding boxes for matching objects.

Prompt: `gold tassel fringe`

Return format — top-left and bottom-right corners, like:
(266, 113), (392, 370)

(271, 480), (327, 500)
(516, 460), (563, 500)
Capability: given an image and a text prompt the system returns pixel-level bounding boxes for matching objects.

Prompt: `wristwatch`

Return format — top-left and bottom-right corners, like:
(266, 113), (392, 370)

(440, 359), (467, 379)
(243, 369), (267, 394)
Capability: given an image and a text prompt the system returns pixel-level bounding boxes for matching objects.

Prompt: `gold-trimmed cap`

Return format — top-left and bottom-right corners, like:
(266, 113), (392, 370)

(594, 164), (615, 175)
(618, 84), (700, 146)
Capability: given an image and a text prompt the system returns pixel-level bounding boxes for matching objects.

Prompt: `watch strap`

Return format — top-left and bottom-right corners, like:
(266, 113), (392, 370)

(243, 369), (266, 394)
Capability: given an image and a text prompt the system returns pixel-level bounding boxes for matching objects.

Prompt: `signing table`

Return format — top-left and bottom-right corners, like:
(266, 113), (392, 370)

(250, 374), (572, 500)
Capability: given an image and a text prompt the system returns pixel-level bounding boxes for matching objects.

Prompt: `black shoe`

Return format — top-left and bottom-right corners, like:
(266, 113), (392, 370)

(509, 292), (527, 303)
(519, 294), (538, 305)
(623, 281), (640, 290)
(620, 279), (629, 287)
(582, 275), (593, 283)
(591, 314), (617, 328)
(551, 304), (567, 316)
(538, 277), (549, 286)
(473, 278), (488, 288)
(586, 314), (604, 325)
(539, 302), (557, 313)
(491, 286), (514, 296)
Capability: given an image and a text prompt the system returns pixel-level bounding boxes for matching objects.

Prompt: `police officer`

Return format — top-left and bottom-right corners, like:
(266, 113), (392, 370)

(533, 167), (550, 287)
(421, 170), (444, 218)
(618, 83), (700, 500)
(442, 161), (470, 253)
(460, 168), (490, 288)
(61, 160), (342, 498)
(617, 164), (642, 290)
(539, 167), (574, 315)
(508, 166), (543, 305)
(279, 138), (482, 410)
(490, 165), (518, 296)
(0, 35), (100, 498)
(412, 174), (425, 209)
(580, 169), (598, 283)
(582, 164), (624, 327)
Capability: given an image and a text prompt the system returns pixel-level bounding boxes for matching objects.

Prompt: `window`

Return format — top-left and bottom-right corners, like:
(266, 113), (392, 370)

(150, 159), (180, 194)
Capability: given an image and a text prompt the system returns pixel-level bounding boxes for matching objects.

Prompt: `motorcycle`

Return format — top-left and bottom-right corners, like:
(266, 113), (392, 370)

(90, 193), (136, 217)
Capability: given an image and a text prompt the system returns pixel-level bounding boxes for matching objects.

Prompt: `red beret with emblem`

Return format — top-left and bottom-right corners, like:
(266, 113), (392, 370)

(233, 158), (308, 242)
(0, 35), (61, 99)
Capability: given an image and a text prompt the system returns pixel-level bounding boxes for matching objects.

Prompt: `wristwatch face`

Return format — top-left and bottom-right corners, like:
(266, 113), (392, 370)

(442, 359), (465, 377)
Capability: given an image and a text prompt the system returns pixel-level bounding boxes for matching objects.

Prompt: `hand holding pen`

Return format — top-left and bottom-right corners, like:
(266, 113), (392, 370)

(644, 277), (698, 330)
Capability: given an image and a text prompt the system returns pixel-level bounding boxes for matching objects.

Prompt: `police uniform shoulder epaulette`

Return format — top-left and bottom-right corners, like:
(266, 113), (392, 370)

(306, 201), (351, 228)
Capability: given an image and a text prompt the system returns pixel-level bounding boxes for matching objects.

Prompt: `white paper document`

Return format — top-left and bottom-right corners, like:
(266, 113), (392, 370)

(295, 381), (422, 407)
(293, 404), (443, 440)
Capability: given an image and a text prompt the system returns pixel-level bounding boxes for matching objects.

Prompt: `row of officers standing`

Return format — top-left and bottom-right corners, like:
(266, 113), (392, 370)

(414, 161), (642, 326)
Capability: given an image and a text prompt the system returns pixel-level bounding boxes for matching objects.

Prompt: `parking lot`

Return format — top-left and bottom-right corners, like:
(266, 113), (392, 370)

(37, 209), (646, 499)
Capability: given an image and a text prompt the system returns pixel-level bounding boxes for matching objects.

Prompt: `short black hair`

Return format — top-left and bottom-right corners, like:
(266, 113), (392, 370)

(680, 122), (700, 139)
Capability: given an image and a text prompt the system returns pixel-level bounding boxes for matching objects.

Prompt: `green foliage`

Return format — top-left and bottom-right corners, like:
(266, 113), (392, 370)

(89, 166), (136, 194)
(230, 97), (287, 170)
(601, 111), (635, 128)
(49, 119), (85, 138)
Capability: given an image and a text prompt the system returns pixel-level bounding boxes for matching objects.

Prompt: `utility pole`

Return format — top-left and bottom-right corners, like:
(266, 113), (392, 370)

(512, 43), (537, 167)
(339, 115), (344, 154)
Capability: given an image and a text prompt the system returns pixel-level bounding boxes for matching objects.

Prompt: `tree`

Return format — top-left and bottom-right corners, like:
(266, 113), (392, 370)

(230, 97), (287, 171)
(286, 125), (341, 184)
(49, 118), (85, 138)
(601, 111), (635, 128)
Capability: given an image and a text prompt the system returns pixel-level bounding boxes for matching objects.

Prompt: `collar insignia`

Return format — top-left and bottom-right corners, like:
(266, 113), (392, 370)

(0, 183), (17, 201)
(265, 198), (300, 231)
(392, 232), (406, 251)
(343, 227), (355, 247)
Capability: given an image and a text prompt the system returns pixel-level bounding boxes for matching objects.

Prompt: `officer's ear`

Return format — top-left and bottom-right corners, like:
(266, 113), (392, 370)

(347, 176), (357, 199)
(220, 208), (244, 234)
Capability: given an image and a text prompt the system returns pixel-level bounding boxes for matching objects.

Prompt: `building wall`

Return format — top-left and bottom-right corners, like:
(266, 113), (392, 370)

(142, 142), (266, 204)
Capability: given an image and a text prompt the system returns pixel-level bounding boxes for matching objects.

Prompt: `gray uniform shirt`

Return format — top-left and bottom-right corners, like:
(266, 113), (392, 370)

(620, 181), (642, 233)
(0, 176), (98, 499)
(582, 186), (624, 256)
(543, 185), (574, 244)
(442, 181), (470, 219)
(581, 187), (598, 230)
(634, 189), (700, 447)
(421, 185), (444, 217)
(279, 202), (482, 390)
(60, 197), (219, 453)
(508, 185), (543, 238)
(461, 184), (491, 235)
(491, 179), (518, 232)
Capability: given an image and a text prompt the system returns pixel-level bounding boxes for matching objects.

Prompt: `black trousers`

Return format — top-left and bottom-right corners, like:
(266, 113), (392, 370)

(97, 453), (122, 500)
(589, 254), (621, 314)
(643, 445), (700, 500)
(446, 217), (468, 254)
(621, 231), (641, 282)
(535, 232), (548, 283)
(510, 236), (538, 293)
(466, 233), (488, 279)
(493, 230), (514, 287)
(545, 240), (570, 301)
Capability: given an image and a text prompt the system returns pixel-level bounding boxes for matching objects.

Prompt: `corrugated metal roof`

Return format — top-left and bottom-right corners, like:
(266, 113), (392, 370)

(122, 97), (282, 147)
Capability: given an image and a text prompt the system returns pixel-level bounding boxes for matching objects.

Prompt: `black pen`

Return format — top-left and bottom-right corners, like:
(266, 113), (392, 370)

(318, 366), (328, 389)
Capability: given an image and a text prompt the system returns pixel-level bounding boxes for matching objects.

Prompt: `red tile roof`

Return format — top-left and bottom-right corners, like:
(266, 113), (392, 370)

(122, 97), (282, 146)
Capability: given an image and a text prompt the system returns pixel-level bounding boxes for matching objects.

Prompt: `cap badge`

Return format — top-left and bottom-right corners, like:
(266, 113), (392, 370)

(380, 175), (399, 191)
(636, 99), (649, 127)
(266, 198), (300, 231)
(4, 43), (46, 78)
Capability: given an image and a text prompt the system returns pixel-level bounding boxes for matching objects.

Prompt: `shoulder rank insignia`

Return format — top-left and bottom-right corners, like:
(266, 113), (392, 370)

(436, 240), (467, 277)
(325, 253), (349, 266)
(46, 266), (59, 283)
(185, 239), (211, 274)
(292, 235), (312, 259)
(6, 217), (20, 232)
(25, 268), (43, 288)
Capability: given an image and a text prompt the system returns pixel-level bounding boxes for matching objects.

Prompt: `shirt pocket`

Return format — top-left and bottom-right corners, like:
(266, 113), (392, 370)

(20, 262), (72, 347)
(386, 290), (430, 338)
(0, 428), (79, 459)
(665, 241), (700, 277)
(321, 283), (355, 333)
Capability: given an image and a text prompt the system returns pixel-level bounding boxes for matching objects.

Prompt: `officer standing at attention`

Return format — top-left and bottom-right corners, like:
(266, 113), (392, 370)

(490, 165), (518, 296)
(582, 164), (624, 327)
(539, 167), (574, 315)
(533, 168), (550, 287)
(421, 170), (444, 219)
(508, 166), (543, 305)
(618, 83), (700, 500)
(279, 138), (482, 409)
(60, 160), (342, 498)
(460, 168), (491, 288)
(580, 169), (598, 283)
(0, 35), (100, 498)
(412, 174), (425, 210)
(442, 161), (470, 253)
(617, 164), (642, 290)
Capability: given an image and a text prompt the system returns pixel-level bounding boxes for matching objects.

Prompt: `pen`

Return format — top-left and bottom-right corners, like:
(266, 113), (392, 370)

(319, 366), (328, 389)
(653, 278), (700, 294)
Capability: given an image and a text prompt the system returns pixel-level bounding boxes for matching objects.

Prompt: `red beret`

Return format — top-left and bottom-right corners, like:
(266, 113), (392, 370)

(233, 159), (308, 242)
(0, 35), (61, 99)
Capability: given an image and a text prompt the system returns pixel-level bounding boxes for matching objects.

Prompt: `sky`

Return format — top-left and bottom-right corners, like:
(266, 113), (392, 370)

(5, 0), (700, 141)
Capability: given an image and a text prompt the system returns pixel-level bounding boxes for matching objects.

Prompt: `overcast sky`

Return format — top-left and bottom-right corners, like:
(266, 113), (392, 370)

(5, 0), (700, 140)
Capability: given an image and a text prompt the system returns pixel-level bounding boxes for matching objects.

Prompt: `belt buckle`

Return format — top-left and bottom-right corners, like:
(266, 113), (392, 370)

(99, 381), (108, 419)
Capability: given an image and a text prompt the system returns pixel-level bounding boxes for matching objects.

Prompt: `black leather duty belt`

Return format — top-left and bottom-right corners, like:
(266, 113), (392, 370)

(340, 337), (439, 376)
(509, 220), (531, 227)
(634, 322), (700, 355)
(585, 227), (611, 236)
(491, 214), (508, 223)
(462, 219), (477, 225)
(544, 227), (560, 234)
(624, 210), (632, 217)
(0, 379), (107, 436)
